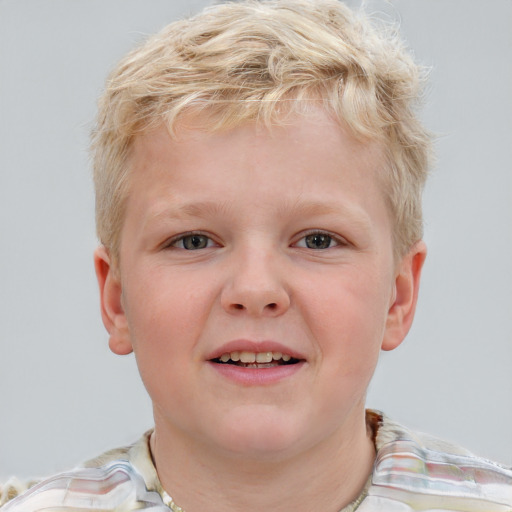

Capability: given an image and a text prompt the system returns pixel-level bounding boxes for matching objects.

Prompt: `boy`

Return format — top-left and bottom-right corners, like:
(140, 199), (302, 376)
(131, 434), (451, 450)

(1, 0), (511, 511)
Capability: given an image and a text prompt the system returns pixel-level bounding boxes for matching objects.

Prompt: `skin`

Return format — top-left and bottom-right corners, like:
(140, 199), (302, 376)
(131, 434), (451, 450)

(95, 109), (426, 512)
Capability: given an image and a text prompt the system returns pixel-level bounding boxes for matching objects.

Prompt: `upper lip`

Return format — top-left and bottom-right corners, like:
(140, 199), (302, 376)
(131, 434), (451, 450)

(206, 340), (306, 361)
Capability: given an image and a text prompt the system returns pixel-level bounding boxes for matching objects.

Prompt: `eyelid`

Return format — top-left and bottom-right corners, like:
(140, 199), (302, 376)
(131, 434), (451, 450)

(161, 229), (347, 250)
(293, 229), (348, 248)
(163, 231), (218, 249)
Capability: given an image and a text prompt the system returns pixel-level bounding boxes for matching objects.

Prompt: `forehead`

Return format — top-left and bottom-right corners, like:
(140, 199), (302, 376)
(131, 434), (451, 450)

(123, 110), (392, 248)
(129, 109), (385, 189)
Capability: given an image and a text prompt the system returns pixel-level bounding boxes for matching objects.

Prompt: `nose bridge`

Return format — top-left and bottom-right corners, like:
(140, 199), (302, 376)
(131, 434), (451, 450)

(221, 240), (290, 316)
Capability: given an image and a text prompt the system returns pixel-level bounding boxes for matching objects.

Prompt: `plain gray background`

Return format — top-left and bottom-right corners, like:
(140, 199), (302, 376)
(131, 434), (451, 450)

(0, 0), (511, 480)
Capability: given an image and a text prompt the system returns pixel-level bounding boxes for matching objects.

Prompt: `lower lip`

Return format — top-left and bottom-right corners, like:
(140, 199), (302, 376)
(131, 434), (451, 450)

(207, 361), (306, 385)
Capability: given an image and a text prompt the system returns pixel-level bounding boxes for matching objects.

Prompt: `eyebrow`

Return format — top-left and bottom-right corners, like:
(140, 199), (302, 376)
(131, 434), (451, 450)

(277, 198), (373, 232)
(145, 198), (372, 232)
(142, 201), (234, 232)
(147, 200), (234, 223)
(276, 199), (347, 218)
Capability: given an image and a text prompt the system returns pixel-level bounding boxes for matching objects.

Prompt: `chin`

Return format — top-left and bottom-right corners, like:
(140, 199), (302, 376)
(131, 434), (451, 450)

(208, 406), (310, 459)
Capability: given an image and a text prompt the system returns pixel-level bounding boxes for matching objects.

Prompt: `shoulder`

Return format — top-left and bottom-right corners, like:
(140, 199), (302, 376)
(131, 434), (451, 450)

(0, 477), (39, 508)
(360, 411), (512, 511)
(0, 430), (168, 511)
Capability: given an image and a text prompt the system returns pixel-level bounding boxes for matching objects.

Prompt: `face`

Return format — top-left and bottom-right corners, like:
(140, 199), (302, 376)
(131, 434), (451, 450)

(96, 109), (425, 461)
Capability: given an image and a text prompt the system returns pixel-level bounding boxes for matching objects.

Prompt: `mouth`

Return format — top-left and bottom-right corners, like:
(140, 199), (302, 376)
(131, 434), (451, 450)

(211, 350), (302, 369)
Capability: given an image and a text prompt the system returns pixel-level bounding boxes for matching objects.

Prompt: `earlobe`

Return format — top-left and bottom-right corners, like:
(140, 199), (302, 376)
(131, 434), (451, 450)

(94, 246), (133, 355)
(381, 241), (427, 351)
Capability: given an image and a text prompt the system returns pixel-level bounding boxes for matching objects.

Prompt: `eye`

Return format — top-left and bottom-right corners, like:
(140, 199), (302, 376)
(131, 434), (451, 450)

(171, 233), (215, 250)
(295, 232), (341, 250)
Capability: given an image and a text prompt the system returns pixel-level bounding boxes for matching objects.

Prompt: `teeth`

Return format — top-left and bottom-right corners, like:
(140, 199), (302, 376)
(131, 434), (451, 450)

(216, 351), (295, 364)
(256, 352), (273, 363)
(239, 351), (256, 363)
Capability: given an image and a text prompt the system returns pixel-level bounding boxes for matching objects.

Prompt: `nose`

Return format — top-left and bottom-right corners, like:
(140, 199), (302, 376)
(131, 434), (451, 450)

(220, 249), (290, 317)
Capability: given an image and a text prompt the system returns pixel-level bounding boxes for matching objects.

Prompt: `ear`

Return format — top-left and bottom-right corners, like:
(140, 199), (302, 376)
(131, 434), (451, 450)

(381, 240), (427, 351)
(94, 246), (133, 355)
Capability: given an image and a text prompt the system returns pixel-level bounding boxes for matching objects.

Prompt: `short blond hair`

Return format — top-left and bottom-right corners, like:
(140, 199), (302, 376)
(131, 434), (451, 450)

(92, 0), (432, 262)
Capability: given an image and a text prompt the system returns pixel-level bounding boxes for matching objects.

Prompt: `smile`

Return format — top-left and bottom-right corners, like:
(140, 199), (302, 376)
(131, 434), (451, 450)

(212, 350), (300, 368)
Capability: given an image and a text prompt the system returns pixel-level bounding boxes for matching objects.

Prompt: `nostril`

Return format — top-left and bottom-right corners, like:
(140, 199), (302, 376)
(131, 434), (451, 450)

(224, 300), (285, 315)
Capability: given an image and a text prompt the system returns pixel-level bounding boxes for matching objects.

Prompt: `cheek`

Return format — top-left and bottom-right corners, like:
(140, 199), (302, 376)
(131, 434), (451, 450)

(121, 272), (205, 390)
(123, 282), (201, 413)
(124, 264), (213, 340)
(304, 269), (391, 370)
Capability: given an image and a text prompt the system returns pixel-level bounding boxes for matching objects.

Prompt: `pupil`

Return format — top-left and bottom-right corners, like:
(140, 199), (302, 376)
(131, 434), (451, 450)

(306, 234), (331, 249)
(184, 235), (207, 249)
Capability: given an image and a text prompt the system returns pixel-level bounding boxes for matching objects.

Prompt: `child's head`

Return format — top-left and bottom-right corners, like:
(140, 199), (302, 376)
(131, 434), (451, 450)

(95, 105), (425, 454)
(92, 0), (429, 462)
(92, 0), (431, 266)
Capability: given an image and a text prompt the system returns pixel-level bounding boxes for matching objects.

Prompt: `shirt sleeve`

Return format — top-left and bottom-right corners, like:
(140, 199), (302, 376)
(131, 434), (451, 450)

(0, 477), (39, 507)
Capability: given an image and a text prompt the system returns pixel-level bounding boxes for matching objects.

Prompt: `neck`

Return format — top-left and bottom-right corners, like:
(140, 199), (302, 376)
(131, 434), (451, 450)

(150, 409), (375, 512)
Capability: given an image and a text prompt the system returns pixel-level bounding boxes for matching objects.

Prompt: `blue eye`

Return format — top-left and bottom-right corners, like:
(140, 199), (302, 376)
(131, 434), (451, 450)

(296, 232), (339, 249)
(172, 234), (213, 250)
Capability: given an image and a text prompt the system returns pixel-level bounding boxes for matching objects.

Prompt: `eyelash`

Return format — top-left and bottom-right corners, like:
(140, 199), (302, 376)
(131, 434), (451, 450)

(165, 230), (346, 251)
(294, 230), (346, 250)
(166, 231), (217, 250)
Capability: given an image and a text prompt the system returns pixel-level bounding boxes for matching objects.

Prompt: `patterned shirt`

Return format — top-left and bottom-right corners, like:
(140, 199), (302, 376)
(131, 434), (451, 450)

(2, 411), (511, 511)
